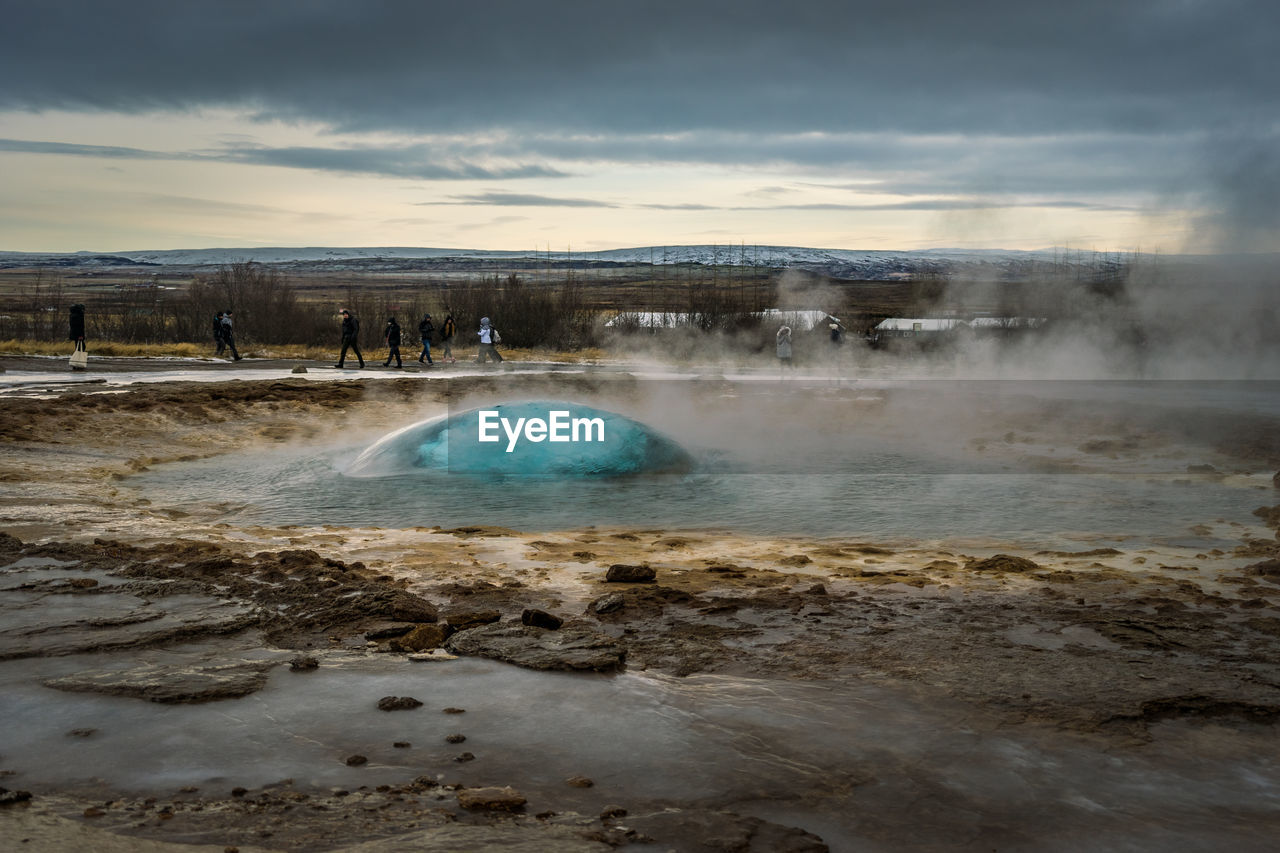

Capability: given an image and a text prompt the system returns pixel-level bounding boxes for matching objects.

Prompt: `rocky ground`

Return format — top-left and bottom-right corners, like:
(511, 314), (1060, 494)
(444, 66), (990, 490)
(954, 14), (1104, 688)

(1, 362), (1279, 851)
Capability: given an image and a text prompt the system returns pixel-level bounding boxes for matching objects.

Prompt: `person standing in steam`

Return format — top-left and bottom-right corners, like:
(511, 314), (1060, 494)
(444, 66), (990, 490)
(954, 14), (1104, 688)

(383, 315), (403, 368)
(776, 325), (793, 371)
(477, 316), (503, 363)
(335, 309), (364, 368)
(440, 310), (457, 363)
(417, 312), (434, 364)
(220, 309), (242, 361)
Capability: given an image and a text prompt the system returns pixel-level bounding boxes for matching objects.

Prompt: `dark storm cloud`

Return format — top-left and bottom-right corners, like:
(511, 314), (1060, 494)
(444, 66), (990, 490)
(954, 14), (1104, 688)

(0, 138), (168, 160)
(0, 137), (562, 180)
(212, 143), (565, 180)
(2, 1), (1272, 137)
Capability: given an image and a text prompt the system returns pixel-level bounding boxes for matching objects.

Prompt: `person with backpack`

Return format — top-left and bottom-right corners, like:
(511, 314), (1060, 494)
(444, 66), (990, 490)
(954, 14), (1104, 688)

(221, 309), (242, 361)
(417, 313), (435, 364)
(440, 310), (457, 363)
(477, 316), (503, 363)
(383, 315), (403, 368)
(335, 309), (364, 368)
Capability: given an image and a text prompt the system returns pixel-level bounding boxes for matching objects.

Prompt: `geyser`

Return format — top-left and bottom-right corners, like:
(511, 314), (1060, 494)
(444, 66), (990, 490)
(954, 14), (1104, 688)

(343, 401), (692, 478)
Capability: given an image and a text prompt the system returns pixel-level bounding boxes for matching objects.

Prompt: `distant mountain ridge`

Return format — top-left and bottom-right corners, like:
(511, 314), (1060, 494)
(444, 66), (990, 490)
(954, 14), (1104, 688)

(0, 243), (1163, 280)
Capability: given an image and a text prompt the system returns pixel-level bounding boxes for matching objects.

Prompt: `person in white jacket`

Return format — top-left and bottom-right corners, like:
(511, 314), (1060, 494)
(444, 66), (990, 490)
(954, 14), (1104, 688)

(477, 316), (503, 363)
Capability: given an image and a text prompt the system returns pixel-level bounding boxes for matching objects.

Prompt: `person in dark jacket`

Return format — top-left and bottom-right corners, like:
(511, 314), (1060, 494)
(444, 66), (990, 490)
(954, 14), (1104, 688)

(69, 304), (86, 352)
(440, 311), (457, 363)
(383, 315), (403, 368)
(220, 309), (242, 361)
(417, 313), (434, 364)
(213, 311), (227, 355)
(336, 310), (364, 368)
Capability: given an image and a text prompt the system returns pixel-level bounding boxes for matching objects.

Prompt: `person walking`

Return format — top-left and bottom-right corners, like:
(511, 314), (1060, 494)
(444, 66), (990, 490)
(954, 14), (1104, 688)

(221, 309), (242, 361)
(383, 315), (403, 368)
(416, 313), (435, 364)
(335, 309), (364, 368)
(477, 316), (503, 363)
(69, 303), (87, 352)
(213, 311), (226, 356)
(440, 310), (457, 363)
(68, 303), (88, 370)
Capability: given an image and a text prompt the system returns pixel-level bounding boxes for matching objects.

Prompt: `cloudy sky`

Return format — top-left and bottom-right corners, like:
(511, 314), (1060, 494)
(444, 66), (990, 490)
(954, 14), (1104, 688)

(2, 0), (1276, 253)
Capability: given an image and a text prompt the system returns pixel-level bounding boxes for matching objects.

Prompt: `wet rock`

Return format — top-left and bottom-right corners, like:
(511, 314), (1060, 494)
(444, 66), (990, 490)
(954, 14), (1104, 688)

(444, 609), (502, 631)
(967, 554), (1041, 573)
(389, 624), (452, 652)
(600, 804), (628, 819)
(445, 734), (466, 744)
(443, 707), (466, 714)
(231, 787), (247, 797)
(43, 659), (276, 703)
(345, 754), (368, 766)
(0, 787), (33, 806)
(365, 624), (415, 640)
(589, 593), (625, 615)
(457, 785), (526, 811)
(628, 809), (829, 853)
(1245, 559), (1280, 582)
(453, 752), (475, 762)
(605, 564), (655, 583)
(778, 554), (812, 567)
(1253, 505), (1280, 528)
(377, 696), (423, 711)
(566, 775), (595, 788)
(446, 623), (625, 672)
(289, 656), (319, 671)
(67, 728), (97, 738)
(378, 590), (439, 623)
(805, 584), (828, 596)
(393, 741), (411, 748)
(521, 608), (564, 630)
(68, 577), (98, 589)
(291, 365), (308, 374)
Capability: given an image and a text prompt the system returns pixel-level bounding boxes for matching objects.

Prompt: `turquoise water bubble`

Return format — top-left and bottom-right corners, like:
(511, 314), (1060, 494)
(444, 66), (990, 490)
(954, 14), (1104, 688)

(344, 401), (692, 478)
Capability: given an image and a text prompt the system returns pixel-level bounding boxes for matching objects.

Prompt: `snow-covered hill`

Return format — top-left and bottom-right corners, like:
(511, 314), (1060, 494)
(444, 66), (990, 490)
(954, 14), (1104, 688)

(0, 244), (1148, 280)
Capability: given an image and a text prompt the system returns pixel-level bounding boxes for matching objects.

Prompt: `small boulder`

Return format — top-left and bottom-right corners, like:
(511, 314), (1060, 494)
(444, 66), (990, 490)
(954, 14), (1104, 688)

(377, 696), (423, 711)
(521, 608), (564, 630)
(291, 365), (308, 374)
(289, 656), (319, 672)
(344, 755), (367, 766)
(566, 775), (594, 788)
(778, 555), (812, 567)
(605, 564), (655, 583)
(444, 609), (502, 631)
(589, 593), (625, 615)
(445, 733), (466, 744)
(457, 786), (525, 811)
(389, 624), (452, 652)
(600, 804), (628, 819)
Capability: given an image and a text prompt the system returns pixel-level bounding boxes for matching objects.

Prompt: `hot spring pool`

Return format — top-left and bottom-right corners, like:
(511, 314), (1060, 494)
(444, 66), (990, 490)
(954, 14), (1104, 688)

(131, 380), (1279, 548)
